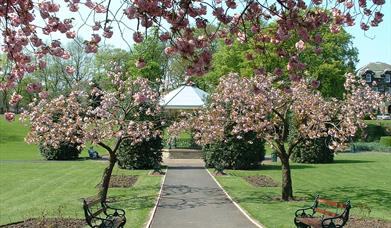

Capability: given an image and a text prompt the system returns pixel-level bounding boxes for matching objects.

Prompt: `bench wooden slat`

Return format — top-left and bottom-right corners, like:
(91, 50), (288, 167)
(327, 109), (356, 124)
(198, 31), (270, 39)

(318, 198), (347, 208)
(112, 217), (125, 228)
(314, 208), (337, 217)
(296, 217), (322, 228)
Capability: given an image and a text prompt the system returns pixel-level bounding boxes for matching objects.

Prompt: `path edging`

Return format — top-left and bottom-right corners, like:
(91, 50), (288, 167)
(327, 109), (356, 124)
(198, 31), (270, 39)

(145, 169), (168, 228)
(206, 169), (266, 228)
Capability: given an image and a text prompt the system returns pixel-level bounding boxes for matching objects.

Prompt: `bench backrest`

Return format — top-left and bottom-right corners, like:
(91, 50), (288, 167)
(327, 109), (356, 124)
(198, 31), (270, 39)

(313, 195), (351, 225)
(83, 196), (104, 226)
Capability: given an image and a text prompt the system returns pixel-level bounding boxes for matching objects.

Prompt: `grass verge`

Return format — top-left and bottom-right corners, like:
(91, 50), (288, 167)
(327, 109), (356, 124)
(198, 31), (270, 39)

(0, 161), (162, 227)
(212, 152), (391, 228)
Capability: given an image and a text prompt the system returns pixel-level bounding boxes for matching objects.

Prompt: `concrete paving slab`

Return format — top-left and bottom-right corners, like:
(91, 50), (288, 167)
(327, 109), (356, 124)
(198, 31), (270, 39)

(149, 163), (256, 228)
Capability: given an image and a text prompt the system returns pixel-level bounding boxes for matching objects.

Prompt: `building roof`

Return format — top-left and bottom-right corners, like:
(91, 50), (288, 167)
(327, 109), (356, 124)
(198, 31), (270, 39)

(160, 84), (209, 109)
(357, 62), (391, 78)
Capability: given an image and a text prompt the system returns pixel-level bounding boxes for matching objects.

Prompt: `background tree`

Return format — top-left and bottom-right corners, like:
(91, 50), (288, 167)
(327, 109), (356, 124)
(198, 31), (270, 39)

(93, 46), (132, 90)
(127, 29), (169, 85)
(30, 39), (94, 96)
(195, 24), (358, 99)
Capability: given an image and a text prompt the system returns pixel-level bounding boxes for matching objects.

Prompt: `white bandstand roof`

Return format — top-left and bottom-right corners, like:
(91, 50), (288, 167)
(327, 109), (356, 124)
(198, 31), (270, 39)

(160, 85), (209, 109)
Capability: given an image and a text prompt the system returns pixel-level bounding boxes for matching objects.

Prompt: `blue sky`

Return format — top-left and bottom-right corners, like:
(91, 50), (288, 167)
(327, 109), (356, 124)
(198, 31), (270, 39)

(345, 1), (391, 68)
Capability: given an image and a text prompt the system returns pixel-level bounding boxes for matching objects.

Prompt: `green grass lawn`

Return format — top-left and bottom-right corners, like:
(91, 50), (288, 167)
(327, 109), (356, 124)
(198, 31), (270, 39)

(0, 161), (161, 227)
(0, 116), (163, 227)
(0, 116), (108, 160)
(0, 116), (41, 160)
(213, 152), (391, 228)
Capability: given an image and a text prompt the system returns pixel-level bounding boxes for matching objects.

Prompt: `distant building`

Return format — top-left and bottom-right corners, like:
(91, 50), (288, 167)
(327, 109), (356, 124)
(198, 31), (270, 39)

(357, 62), (391, 114)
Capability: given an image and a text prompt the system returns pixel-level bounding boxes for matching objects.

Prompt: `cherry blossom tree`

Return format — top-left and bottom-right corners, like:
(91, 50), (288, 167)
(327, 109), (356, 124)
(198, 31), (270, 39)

(20, 67), (162, 202)
(0, 0), (387, 118)
(171, 73), (384, 201)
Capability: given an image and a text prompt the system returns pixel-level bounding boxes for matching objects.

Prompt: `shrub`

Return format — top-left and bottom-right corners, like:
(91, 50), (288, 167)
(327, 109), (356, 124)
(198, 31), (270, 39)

(379, 137), (391, 147)
(203, 131), (265, 170)
(288, 113), (334, 164)
(291, 137), (334, 163)
(117, 136), (163, 170)
(356, 124), (390, 142)
(351, 142), (391, 152)
(39, 142), (81, 160)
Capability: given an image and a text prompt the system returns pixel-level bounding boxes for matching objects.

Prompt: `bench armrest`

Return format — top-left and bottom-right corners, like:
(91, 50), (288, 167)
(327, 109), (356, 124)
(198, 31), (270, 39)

(89, 216), (115, 228)
(102, 202), (126, 217)
(321, 215), (343, 227)
(295, 206), (314, 217)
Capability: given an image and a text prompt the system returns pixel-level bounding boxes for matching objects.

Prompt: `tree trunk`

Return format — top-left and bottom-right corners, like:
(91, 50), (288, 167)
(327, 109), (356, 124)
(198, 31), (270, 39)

(281, 156), (293, 201)
(98, 154), (116, 202)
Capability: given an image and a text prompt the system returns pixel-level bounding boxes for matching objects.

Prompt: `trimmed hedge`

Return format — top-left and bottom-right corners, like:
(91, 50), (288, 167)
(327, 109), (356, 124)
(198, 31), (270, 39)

(117, 136), (163, 170)
(351, 142), (391, 152)
(379, 136), (391, 147)
(39, 142), (81, 160)
(203, 131), (265, 170)
(356, 123), (391, 142)
(291, 137), (334, 164)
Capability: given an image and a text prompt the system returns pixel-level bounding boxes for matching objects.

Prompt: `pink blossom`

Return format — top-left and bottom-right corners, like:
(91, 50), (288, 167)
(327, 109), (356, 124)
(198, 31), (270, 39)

(69, 3), (79, 12)
(26, 83), (42, 94)
(66, 31), (76, 39)
(92, 34), (101, 43)
(135, 58), (146, 68)
(39, 60), (47, 69)
(159, 32), (170, 41)
(329, 24), (341, 33)
(224, 38), (233, 46)
(311, 80), (320, 89)
(373, 0), (385, 5)
(133, 32), (144, 43)
(196, 18), (207, 29)
(274, 68), (283, 77)
(133, 93), (147, 104)
(9, 92), (23, 105)
(312, 0), (323, 5)
(66, 66), (75, 75)
(295, 40), (305, 51)
(4, 112), (15, 122)
(164, 47), (176, 56)
(92, 22), (101, 31)
(124, 7), (136, 19)
(103, 27), (113, 38)
(39, 91), (49, 100)
(237, 32), (246, 43)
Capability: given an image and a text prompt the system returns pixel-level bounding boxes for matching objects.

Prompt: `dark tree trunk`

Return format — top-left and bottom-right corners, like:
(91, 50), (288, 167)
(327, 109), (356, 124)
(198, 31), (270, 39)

(98, 153), (116, 202)
(280, 155), (293, 201)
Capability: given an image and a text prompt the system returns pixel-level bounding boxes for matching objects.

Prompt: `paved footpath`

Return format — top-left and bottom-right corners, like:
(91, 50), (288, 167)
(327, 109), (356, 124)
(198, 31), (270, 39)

(149, 160), (256, 228)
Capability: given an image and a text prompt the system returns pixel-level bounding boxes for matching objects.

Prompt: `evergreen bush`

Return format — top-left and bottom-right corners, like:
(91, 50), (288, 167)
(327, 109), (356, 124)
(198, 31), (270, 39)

(291, 137), (334, 163)
(355, 124), (390, 142)
(202, 131), (265, 170)
(117, 136), (163, 170)
(39, 142), (81, 160)
(351, 142), (391, 152)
